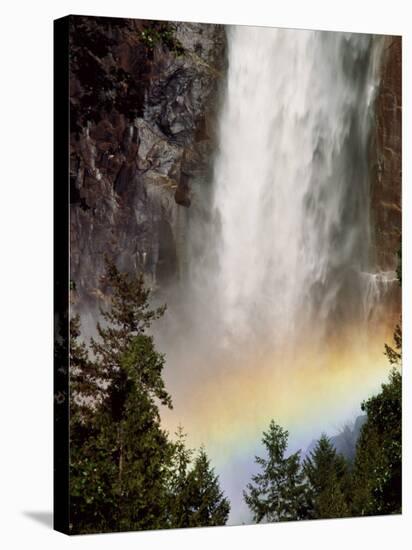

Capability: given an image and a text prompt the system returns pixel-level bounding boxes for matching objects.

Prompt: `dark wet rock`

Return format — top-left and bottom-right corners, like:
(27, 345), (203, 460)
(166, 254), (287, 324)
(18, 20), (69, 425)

(69, 17), (226, 313)
(174, 181), (191, 207)
(368, 36), (402, 325)
(371, 36), (402, 273)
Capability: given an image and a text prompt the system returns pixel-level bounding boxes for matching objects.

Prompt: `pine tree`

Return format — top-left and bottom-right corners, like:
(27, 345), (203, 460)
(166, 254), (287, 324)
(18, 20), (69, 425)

(109, 337), (175, 531)
(183, 447), (230, 527)
(166, 426), (194, 528)
(352, 368), (401, 516)
(353, 235), (402, 515)
(70, 315), (102, 420)
(90, 258), (171, 411)
(70, 315), (118, 533)
(244, 420), (308, 523)
(352, 239), (402, 517)
(70, 406), (120, 533)
(69, 260), (174, 533)
(303, 435), (351, 519)
(384, 323), (402, 366)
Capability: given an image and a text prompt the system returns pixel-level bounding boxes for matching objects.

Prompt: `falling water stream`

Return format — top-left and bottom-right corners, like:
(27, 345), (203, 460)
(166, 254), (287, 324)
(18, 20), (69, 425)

(206, 27), (385, 348)
(159, 26), (395, 524)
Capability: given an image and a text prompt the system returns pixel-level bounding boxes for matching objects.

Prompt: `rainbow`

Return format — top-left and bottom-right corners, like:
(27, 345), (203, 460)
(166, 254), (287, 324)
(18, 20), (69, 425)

(160, 321), (396, 523)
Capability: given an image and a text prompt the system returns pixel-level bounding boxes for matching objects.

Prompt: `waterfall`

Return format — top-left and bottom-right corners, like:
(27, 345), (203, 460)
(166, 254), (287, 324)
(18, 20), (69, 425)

(187, 27), (385, 353)
(159, 26), (394, 525)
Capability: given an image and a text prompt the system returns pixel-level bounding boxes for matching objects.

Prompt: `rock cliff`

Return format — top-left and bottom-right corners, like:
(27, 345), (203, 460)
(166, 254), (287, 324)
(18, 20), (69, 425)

(69, 21), (401, 320)
(369, 35), (402, 324)
(371, 36), (402, 272)
(69, 16), (226, 313)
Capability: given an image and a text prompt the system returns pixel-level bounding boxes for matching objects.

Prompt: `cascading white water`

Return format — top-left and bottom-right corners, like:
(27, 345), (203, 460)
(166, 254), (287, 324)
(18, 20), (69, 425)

(159, 26), (394, 525)
(200, 27), (383, 350)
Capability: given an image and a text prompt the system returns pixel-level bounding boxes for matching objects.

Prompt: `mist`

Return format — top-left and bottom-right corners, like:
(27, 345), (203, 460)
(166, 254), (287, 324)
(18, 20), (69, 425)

(153, 27), (398, 524)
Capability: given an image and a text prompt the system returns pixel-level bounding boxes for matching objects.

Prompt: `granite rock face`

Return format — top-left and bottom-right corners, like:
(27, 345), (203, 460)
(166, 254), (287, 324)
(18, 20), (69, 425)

(69, 21), (401, 322)
(371, 36), (402, 273)
(69, 18), (226, 313)
(368, 36), (402, 325)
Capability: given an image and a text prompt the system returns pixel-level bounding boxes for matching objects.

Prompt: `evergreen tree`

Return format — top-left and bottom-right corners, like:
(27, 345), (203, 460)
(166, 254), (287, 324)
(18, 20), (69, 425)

(385, 236), (402, 368)
(70, 406), (120, 533)
(70, 315), (118, 533)
(384, 323), (402, 366)
(303, 435), (351, 519)
(70, 315), (102, 420)
(90, 258), (171, 410)
(352, 368), (401, 516)
(244, 420), (308, 522)
(352, 238), (402, 517)
(108, 337), (175, 531)
(69, 261), (231, 533)
(166, 426), (194, 528)
(183, 447), (230, 527)
(69, 260), (174, 533)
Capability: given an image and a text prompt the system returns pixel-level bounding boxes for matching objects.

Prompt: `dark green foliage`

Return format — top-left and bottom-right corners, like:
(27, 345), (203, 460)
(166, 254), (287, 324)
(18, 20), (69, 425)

(244, 420), (308, 522)
(110, 337), (175, 531)
(140, 22), (185, 55)
(90, 258), (171, 413)
(70, 315), (102, 415)
(352, 368), (402, 516)
(69, 313), (117, 532)
(385, 236), (402, 367)
(166, 431), (230, 528)
(70, 412), (120, 533)
(327, 417), (366, 463)
(384, 323), (402, 366)
(69, 16), (184, 136)
(70, 259), (229, 533)
(243, 235), (402, 523)
(245, 363), (402, 522)
(303, 435), (351, 519)
(69, 17), (138, 135)
(166, 426), (194, 528)
(183, 448), (230, 527)
(70, 260), (174, 533)
(352, 243), (402, 516)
